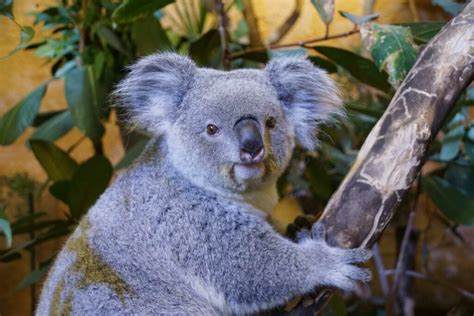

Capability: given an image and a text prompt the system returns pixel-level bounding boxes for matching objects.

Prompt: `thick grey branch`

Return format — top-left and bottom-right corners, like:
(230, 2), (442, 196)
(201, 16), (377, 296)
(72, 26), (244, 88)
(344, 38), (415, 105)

(291, 1), (474, 313)
(321, 0), (473, 249)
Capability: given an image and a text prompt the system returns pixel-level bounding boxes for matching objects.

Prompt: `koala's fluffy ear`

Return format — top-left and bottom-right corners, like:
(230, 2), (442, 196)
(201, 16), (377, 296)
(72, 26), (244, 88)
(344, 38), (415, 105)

(265, 57), (343, 150)
(115, 52), (196, 134)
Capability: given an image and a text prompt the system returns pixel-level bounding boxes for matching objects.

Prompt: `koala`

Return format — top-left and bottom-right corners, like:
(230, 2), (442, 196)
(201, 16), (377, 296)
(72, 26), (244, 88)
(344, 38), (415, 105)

(37, 53), (371, 315)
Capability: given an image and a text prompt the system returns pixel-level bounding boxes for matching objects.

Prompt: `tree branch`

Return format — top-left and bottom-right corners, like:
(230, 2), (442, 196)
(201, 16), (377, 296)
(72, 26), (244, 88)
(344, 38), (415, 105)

(390, 210), (416, 297)
(387, 210), (419, 315)
(241, 0), (263, 47)
(215, 0), (231, 70)
(373, 243), (390, 297)
(290, 1), (474, 313)
(231, 27), (359, 59)
(267, 0), (303, 45)
(385, 270), (474, 301)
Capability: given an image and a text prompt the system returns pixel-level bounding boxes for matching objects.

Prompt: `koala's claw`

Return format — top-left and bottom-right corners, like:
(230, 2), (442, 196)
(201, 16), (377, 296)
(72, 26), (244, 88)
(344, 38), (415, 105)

(311, 222), (326, 241)
(295, 222), (326, 243)
(326, 247), (373, 290)
(295, 229), (311, 243)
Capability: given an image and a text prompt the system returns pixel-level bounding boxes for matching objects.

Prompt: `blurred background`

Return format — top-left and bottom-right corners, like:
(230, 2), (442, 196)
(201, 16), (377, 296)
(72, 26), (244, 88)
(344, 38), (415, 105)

(0, 0), (473, 315)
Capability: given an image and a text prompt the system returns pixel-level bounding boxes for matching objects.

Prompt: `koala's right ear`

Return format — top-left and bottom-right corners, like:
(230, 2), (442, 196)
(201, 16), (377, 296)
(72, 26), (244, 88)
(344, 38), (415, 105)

(114, 52), (196, 134)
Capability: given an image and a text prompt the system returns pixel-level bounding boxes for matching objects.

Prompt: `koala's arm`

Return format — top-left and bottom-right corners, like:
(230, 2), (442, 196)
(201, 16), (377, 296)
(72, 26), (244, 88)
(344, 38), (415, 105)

(208, 221), (370, 313)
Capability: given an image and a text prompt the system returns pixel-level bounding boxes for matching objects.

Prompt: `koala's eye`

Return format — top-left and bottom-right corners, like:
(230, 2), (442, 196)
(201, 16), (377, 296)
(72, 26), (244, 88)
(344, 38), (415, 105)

(206, 124), (219, 135)
(266, 117), (276, 129)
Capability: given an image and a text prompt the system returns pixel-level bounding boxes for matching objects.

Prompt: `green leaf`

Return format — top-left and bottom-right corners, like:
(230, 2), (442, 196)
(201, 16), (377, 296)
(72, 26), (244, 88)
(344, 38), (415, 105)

(339, 11), (379, 25)
(328, 294), (348, 316)
(439, 125), (464, 161)
(20, 26), (35, 45)
(308, 56), (337, 73)
(0, 224), (71, 262)
(10, 212), (47, 229)
(112, 0), (174, 24)
(444, 162), (474, 197)
(0, 207), (12, 248)
(323, 144), (356, 175)
(51, 156), (113, 219)
(15, 265), (50, 290)
(432, 0), (464, 16)
(96, 24), (130, 57)
(189, 29), (222, 68)
(236, 51), (269, 63)
(0, 0), (13, 19)
(30, 140), (78, 181)
(49, 180), (71, 205)
(0, 240), (34, 261)
(305, 157), (334, 201)
(12, 219), (65, 235)
(0, 84), (47, 145)
(65, 66), (104, 144)
(345, 101), (385, 119)
(29, 111), (74, 144)
(131, 15), (171, 56)
(234, 18), (249, 39)
(465, 139), (474, 163)
(361, 23), (418, 87)
(466, 86), (474, 102)
(312, 46), (391, 92)
(422, 176), (474, 226)
(270, 47), (306, 58)
(54, 60), (76, 78)
(310, 0), (334, 25)
(0, 26), (35, 60)
(32, 110), (64, 127)
(396, 22), (445, 44)
(467, 126), (474, 141)
(68, 156), (113, 218)
(115, 138), (149, 170)
(92, 52), (106, 81)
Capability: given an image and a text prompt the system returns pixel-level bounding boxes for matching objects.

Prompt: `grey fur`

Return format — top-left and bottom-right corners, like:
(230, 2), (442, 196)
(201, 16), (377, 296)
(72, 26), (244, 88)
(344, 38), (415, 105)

(37, 53), (370, 316)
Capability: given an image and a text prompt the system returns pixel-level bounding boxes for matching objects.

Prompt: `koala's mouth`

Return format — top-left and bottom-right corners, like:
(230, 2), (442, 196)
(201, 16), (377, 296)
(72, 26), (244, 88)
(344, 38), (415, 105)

(233, 162), (265, 181)
(230, 158), (276, 187)
(227, 155), (277, 189)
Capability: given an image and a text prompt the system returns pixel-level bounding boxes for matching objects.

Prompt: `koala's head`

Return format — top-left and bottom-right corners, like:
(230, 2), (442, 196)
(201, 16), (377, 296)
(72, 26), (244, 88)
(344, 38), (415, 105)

(116, 53), (341, 194)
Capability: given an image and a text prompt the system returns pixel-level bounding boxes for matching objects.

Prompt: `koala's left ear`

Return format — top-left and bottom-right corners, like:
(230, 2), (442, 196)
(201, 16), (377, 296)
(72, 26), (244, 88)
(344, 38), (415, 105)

(265, 57), (343, 150)
(114, 52), (196, 134)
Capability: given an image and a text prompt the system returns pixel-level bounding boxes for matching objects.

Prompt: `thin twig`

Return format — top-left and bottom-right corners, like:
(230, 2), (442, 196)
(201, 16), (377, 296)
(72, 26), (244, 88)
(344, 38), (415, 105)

(363, 0), (377, 15)
(241, 0), (263, 47)
(215, 0), (231, 70)
(386, 270), (474, 301)
(78, 0), (88, 54)
(408, 0), (420, 21)
(67, 135), (87, 154)
(373, 243), (390, 297)
(388, 210), (416, 314)
(28, 193), (37, 314)
(231, 27), (359, 59)
(268, 0), (303, 45)
(390, 209), (415, 295)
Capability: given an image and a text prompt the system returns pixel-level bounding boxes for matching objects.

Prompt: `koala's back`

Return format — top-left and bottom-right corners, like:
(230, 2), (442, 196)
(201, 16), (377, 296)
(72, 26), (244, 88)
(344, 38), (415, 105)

(36, 141), (240, 315)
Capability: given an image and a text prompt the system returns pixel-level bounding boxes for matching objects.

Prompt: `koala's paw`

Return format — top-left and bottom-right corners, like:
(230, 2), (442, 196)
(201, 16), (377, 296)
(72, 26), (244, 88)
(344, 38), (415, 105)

(295, 222), (326, 243)
(305, 222), (372, 291)
(325, 247), (372, 291)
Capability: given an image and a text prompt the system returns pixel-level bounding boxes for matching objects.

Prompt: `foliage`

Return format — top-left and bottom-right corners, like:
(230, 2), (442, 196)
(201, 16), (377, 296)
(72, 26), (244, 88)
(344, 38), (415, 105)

(360, 23), (418, 87)
(0, 0), (472, 314)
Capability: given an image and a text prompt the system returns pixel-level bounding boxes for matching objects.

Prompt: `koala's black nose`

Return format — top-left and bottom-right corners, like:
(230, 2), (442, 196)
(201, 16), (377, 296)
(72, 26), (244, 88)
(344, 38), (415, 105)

(234, 117), (265, 164)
